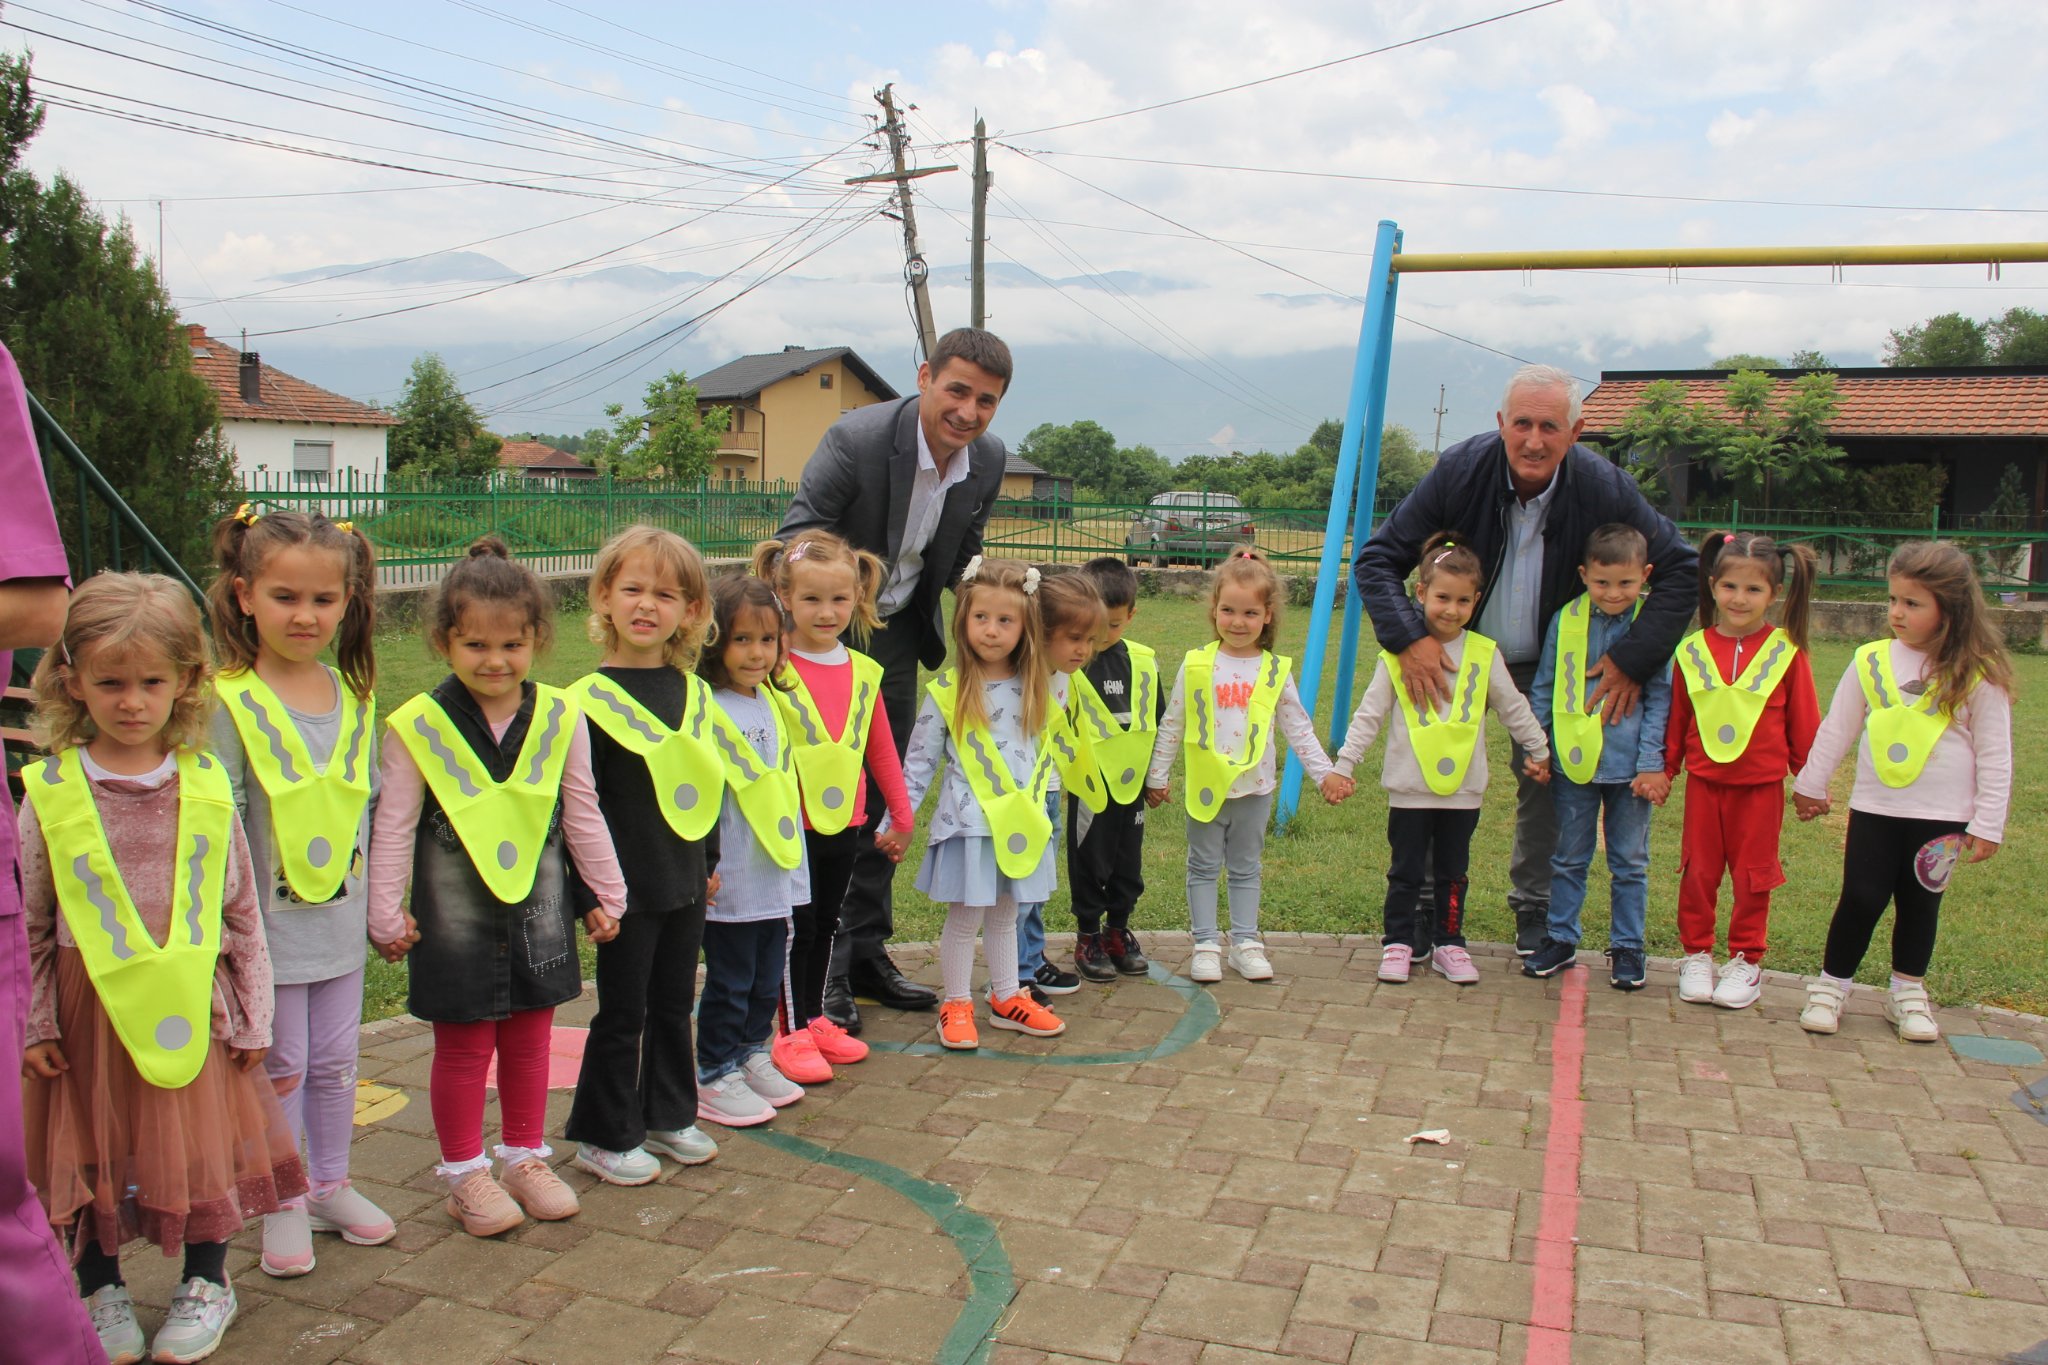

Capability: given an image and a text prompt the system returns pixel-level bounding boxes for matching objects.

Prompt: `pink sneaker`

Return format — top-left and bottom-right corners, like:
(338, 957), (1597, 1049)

(1378, 943), (1413, 983)
(306, 1181), (396, 1246)
(1430, 944), (1479, 985)
(807, 1014), (868, 1064)
(770, 1026), (833, 1085)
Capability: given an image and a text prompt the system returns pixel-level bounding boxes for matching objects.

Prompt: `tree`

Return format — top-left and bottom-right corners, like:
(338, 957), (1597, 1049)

(1711, 353), (1783, 371)
(1988, 307), (2048, 365)
(1787, 348), (1834, 371)
(0, 53), (231, 578)
(508, 428), (603, 456)
(388, 353), (502, 477)
(587, 370), (728, 480)
(1373, 425), (1434, 507)
(1884, 313), (1990, 366)
(1612, 379), (1717, 514)
(1709, 370), (1844, 512)
(1014, 420), (1172, 503)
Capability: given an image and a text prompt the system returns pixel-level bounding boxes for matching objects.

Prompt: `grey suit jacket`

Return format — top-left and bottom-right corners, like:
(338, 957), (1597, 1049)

(778, 396), (1007, 672)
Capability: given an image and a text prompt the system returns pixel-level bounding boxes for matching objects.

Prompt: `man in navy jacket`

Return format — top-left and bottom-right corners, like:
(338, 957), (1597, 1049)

(1352, 365), (1698, 956)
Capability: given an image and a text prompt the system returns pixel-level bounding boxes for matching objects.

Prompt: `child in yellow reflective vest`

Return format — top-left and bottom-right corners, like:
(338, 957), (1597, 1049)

(20, 573), (303, 1364)
(1332, 533), (1551, 987)
(886, 557), (1071, 1051)
(1147, 550), (1347, 985)
(563, 527), (726, 1186)
(206, 506), (395, 1278)
(367, 538), (628, 1239)
(1792, 542), (2013, 1043)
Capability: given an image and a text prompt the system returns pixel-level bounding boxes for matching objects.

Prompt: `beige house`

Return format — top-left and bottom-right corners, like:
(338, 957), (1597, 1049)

(185, 325), (396, 487)
(692, 345), (896, 487)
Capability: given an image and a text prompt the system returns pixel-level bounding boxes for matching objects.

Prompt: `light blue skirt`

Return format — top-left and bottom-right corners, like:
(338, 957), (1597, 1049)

(915, 834), (1057, 907)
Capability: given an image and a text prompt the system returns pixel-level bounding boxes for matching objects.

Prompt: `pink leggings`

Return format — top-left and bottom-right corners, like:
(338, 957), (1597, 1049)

(429, 1008), (554, 1164)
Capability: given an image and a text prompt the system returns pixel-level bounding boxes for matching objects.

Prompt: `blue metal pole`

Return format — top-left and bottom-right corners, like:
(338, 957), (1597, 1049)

(1278, 219), (1402, 828)
(1330, 229), (1404, 742)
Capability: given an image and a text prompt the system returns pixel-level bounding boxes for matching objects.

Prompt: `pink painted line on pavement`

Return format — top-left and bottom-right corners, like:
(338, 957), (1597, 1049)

(1525, 964), (1590, 1365)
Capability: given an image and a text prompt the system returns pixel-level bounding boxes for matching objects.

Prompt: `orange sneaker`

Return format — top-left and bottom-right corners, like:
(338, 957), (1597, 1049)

(938, 999), (979, 1050)
(770, 1026), (833, 1084)
(987, 990), (1066, 1038)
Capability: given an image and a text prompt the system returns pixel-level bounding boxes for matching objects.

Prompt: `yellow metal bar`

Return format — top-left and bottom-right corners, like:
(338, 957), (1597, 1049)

(1390, 242), (2048, 273)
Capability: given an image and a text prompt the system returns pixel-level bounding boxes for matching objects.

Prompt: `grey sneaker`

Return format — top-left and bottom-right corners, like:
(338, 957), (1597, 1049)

(645, 1126), (719, 1166)
(85, 1284), (145, 1365)
(151, 1277), (237, 1363)
(573, 1143), (662, 1186)
(258, 1201), (315, 1277)
(739, 1051), (805, 1107)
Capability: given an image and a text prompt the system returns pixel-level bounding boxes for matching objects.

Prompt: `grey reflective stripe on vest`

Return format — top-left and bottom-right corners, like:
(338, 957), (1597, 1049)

(781, 686), (825, 745)
(74, 855), (131, 958)
(183, 835), (211, 945)
(414, 716), (483, 797)
(584, 680), (662, 744)
(1132, 668), (1153, 727)
(848, 679), (874, 744)
(965, 729), (1011, 796)
(523, 696), (568, 785)
(1862, 648), (1893, 708)
(714, 724), (762, 780)
(1191, 684), (1213, 749)
(1747, 638), (1790, 692)
(239, 693), (304, 782)
(1456, 659), (1483, 723)
(341, 697), (369, 784)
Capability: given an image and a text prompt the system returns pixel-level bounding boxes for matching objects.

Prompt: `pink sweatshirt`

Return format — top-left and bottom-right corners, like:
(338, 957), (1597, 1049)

(367, 711), (627, 943)
(787, 646), (914, 832)
(1792, 639), (2013, 844)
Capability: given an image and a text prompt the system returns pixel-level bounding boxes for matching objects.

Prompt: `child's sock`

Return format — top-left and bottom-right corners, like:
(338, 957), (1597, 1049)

(75, 1236), (122, 1297)
(1889, 974), (1920, 994)
(1822, 972), (1854, 992)
(436, 1153), (493, 1190)
(181, 1241), (229, 1289)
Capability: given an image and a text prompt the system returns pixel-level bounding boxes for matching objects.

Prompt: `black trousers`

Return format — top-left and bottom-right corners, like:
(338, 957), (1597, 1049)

(1383, 806), (1481, 951)
(789, 827), (860, 1027)
(1067, 792), (1145, 935)
(1822, 809), (1969, 980)
(830, 618), (920, 977)
(564, 900), (705, 1151)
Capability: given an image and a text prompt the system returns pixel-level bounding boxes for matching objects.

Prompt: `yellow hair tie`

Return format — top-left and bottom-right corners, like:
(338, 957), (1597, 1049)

(234, 502), (259, 526)
(333, 520), (354, 534)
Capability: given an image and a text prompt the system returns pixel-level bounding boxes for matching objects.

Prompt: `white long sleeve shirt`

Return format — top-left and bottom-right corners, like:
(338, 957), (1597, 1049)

(1146, 650), (1333, 799)
(1792, 639), (2013, 844)
(1332, 632), (1551, 811)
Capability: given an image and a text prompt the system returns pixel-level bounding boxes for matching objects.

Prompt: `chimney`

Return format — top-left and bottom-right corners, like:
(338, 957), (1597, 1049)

(782, 344), (804, 352)
(239, 352), (261, 404)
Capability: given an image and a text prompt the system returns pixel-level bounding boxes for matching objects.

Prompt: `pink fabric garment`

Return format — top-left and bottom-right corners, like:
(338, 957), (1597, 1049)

(786, 652), (914, 831)
(18, 765), (272, 1049)
(367, 711), (625, 944)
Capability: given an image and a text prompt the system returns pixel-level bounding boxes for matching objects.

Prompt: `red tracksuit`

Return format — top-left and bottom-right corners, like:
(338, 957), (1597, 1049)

(1664, 626), (1820, 962)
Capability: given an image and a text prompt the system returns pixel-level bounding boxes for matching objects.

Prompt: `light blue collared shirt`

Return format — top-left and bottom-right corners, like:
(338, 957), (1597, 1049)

(877, 417), (971, 618)
(1477, 466), (1558, 664)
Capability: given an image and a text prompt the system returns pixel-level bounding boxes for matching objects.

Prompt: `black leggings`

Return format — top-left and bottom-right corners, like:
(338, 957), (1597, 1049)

(76, 1236), (227, 1295)
(788, 827), (860, 1028)
(1383, 807), (1480, 951)
(1821, 809), (1969, 980)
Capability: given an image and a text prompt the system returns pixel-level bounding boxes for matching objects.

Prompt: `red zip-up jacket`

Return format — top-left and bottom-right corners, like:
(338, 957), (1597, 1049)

(1664, 625), (1820, 785)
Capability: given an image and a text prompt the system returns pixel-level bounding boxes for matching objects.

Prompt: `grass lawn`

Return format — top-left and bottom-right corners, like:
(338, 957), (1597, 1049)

(360, 588), (2048, 1020)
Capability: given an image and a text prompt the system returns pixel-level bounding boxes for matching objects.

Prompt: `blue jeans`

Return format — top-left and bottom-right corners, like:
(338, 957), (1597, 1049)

(697, 917), (789, 1083)
(1546, 779), (1652, 951)
(1015, 791), (1062, 978)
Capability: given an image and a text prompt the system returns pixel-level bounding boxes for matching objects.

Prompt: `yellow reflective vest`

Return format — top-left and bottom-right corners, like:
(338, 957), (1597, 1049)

(1853, 640), (1951, 787)
(215, 667), (372, 903)
(771, 651), (884, 836)
(1180, 644), (1291, 823)
(1046, 679), (1108, 814)
(24, 748), (232, 1089)
(928, 670), (1057, 877)
(570, 671), (723, 841)
(1674, 628), (1801, 764)
(1549, 596), (1639, 784)
(707, 689), (805, 870)
(1069, 640), (1158, 806)
(1382, 632), (1497, 797)
(388, 686), (577, 904)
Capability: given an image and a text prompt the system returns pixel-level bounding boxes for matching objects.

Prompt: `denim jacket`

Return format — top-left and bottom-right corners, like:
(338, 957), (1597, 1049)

(1529, 597), (1674, 782)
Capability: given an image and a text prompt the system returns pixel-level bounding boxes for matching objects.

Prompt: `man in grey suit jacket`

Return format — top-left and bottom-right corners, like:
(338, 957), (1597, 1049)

(778, 327), (1013, 1030)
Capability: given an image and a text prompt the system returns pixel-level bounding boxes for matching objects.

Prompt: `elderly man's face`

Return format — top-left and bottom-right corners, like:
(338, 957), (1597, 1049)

(917, 357), (1006, 464)
(1496, 381), (1585, 500)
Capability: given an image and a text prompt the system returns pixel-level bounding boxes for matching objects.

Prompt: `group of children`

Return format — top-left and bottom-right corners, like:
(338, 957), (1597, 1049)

(12, 494), (2012, 1363)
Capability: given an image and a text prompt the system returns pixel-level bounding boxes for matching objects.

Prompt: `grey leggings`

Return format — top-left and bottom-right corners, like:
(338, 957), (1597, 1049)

(1185, 792), (1272, 945)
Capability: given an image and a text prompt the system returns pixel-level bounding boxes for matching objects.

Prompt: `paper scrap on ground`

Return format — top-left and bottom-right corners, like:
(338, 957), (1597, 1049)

(1406, 1128), (1451, 1145)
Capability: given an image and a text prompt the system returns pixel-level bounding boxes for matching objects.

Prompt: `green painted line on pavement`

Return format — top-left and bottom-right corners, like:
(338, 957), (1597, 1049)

(863, 960), (1222, 1063)
(1951, 1034), (2046, 1067)
(743, 1128), (1014, 1365)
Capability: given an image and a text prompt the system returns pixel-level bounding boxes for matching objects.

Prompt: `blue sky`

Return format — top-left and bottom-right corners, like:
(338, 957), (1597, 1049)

(13, 0), (2048, 458)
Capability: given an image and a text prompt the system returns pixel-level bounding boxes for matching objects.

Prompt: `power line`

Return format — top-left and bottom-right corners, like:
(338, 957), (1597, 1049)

(531, 0), (860, 112)
(1001, 1), (1564, 137)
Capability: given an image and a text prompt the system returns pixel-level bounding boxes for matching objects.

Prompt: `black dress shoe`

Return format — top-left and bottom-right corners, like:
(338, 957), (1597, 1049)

(822, 977), (863, 1036)
(848, 956), (939, 1011)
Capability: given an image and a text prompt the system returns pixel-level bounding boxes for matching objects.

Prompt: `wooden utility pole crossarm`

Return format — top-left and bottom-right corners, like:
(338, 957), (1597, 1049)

(860, 84), (958, 364)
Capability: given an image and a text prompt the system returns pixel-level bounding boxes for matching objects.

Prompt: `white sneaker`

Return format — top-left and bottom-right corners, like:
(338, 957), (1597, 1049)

(1189, 943), (1223, 982)
(696, 1071), (775, 1128)
(740, 1050), (806, 1107)
(1711, 952), (1763, 1009)
(151, 1277), (237, 1364)
(1885, 981), (1940, 1043)
(1678, 951), (1717, 1004)
(573, 1143), (662, 1186)
(645, 1126), (719, 1166)
(1800, 979), (1847, 1034)
(258, 1201), (315, 1277)
(1226, 940), (1273, 981)
(85, 1284), (145, 1365)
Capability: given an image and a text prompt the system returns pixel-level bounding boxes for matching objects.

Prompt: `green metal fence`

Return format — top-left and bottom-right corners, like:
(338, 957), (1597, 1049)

(237, 473), (2048, 597)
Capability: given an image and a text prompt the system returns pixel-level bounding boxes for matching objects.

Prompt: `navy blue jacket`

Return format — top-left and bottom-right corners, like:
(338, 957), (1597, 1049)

(1351, 431), (1698, 684)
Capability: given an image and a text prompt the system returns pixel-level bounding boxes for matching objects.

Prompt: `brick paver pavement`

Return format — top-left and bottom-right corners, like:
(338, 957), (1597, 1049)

(101, 935), (2048, 1364)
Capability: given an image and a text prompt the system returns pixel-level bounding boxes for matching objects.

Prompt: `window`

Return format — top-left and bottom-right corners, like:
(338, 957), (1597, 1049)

(291, 439), (333, 486)
(818, 372), (833, 390)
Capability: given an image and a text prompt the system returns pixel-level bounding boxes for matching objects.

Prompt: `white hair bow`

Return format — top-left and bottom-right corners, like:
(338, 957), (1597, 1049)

(1022, 566), (1041, 596)
(960, 554), (984, 584)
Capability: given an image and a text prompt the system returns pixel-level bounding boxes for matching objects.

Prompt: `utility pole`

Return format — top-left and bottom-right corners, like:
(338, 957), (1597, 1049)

(970, 116), (989, 330)
(156, 200), (165, 291)
(869, 84), (940, 362)
(1432, 383), (1448, 454)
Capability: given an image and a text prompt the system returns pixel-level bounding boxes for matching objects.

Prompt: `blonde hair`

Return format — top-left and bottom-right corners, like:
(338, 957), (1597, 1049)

(1035, 570), (1106, 643)
(1887, 541), (2015, 713)
(947, 558), (1048, 737)
(750, 530), (885, 645)
(587, 524), (713, 669)
(1207, 548), (1283, 652)
(209, 506), (377, 699)
(33, 572), (214, 755)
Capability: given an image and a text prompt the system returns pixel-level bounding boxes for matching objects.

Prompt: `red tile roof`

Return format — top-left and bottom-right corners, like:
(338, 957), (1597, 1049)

(1582, 368), (2048, 439)
(184, 324), (396, 426)
(498, 440), (594, 472)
